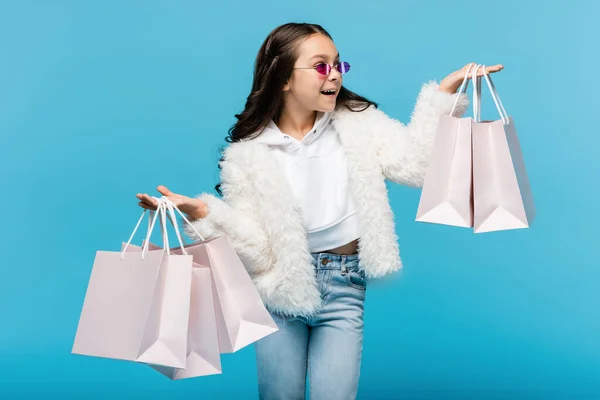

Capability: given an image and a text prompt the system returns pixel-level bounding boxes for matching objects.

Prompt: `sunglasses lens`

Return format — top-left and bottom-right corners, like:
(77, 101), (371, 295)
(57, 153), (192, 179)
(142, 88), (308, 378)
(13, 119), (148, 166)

(315, 63), (330, 75)
(336, 61), (351, 74)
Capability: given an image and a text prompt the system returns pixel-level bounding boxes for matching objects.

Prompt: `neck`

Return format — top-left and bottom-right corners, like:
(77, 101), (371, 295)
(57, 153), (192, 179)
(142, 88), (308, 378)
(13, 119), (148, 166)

(275, 102), (319, 139)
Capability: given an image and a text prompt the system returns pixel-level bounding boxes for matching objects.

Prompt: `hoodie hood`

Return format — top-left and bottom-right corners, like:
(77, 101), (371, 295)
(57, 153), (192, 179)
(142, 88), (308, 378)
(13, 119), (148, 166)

(252, 111), (334, 148)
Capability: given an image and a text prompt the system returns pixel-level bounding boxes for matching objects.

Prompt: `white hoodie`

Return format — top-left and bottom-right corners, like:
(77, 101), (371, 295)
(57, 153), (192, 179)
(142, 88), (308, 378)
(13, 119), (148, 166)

(253, 111), (360, 253)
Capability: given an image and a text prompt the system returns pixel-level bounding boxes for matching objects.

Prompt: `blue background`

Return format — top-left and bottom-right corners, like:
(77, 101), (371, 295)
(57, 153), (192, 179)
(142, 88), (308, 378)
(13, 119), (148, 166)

(1, 0), (598, 398)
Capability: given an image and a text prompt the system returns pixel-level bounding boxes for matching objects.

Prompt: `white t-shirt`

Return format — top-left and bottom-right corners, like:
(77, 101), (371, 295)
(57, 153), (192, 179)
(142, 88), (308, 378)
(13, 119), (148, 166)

(252, 111), (360, 252)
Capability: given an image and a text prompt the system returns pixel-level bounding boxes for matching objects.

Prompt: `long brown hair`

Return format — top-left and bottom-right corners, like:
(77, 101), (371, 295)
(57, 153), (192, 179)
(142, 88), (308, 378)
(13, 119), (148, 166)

(215, 22), (378, 196)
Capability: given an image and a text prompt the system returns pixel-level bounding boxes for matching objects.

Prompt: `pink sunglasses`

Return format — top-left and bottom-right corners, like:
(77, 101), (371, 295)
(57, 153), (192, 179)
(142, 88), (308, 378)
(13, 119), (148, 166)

(294, 61), (351, 76)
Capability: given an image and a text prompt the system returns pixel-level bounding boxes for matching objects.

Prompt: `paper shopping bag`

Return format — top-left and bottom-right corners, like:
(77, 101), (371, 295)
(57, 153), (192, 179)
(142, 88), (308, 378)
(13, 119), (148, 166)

(415, 114), (473, 227)
(124, 241), (223, 380)
(472, 67), (535, 233)
(165, 235), (279, 353)
(416, 63), (478, 227)
(139, 197), (278, 354)
(72, 201), (193, 368)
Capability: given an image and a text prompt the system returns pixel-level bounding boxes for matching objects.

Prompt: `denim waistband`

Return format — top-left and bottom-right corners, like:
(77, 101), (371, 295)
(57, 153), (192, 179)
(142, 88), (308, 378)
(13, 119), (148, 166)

(311, 251), (359, 270)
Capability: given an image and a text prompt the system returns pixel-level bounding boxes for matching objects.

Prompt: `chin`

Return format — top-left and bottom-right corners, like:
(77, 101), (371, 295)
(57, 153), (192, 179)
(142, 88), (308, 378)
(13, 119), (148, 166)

(318, 102), (337, 113)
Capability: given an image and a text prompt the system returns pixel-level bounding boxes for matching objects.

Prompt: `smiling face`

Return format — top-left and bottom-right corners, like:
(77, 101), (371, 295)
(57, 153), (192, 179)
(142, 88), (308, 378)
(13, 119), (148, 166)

(282, 33), (343, 113)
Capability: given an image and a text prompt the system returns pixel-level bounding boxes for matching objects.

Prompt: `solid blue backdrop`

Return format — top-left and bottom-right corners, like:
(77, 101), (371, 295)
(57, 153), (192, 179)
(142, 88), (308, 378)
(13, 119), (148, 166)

(1, 0), (598, 398)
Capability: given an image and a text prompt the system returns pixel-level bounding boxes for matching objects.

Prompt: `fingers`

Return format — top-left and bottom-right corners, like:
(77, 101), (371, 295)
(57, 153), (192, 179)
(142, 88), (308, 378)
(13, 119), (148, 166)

(479, 65), (503, 75)
(136, 193), (159, 209)
(484, 64), (503, 72)
(467, 63), (503, 70)
(138, 201), (157, 210)
(136, 186), (179, 211)
(465, 64), (504, 78)
(157, 185), (171, 196)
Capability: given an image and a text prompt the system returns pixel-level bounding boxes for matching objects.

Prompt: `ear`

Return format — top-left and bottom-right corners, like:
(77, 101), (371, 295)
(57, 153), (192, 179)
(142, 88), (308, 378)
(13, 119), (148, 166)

(282, 74), (294, 92)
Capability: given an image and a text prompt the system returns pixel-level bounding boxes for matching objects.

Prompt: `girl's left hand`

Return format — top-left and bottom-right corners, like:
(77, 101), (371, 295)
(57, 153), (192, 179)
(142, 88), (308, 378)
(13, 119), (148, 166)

(439, 62), (504, 93)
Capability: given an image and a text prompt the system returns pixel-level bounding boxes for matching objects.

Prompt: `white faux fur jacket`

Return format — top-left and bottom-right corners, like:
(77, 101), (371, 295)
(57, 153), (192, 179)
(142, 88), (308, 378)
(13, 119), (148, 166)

(184, 81), (469, 318)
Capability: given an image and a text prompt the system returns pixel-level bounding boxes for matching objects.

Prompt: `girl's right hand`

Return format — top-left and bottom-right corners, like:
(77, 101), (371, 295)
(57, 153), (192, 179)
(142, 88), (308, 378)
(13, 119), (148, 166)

(136, 185), (208, 220)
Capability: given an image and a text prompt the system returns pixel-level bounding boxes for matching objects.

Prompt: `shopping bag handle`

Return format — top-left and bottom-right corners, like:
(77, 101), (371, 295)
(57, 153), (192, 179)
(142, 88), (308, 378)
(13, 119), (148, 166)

(146, 198), (187, 256)
(449, 62), (478, 116)
(151, 197), (207, 253)
(122, 198), (180, 259)
(482, 65), (510, 125)
(120, 196), (207, 260)
(473, 65), (510, 125)
(121, 200), (166, 260)
(155, 200), (177, 255)
(154, 196), (205, 244)
(121, 198), (173, 260)
(472, 64), (483, 123)
(143, 201), (172, 252)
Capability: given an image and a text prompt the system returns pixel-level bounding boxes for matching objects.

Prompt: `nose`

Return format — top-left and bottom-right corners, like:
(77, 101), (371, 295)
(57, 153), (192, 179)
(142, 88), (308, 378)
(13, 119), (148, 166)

(328, 67), (341, 82)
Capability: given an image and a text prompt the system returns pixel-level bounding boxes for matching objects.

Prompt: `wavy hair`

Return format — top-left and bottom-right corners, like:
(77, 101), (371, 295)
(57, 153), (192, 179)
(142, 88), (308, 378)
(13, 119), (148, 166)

(215, 22), (378, 196)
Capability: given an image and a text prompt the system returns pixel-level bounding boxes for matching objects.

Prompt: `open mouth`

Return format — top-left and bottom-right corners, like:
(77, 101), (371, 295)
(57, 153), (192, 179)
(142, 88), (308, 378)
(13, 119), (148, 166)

(320, 89), (337, 96)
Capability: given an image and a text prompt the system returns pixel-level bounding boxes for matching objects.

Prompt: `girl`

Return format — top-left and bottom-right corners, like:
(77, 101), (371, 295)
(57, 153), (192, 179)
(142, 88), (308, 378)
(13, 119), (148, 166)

(136, 22), (502, 400)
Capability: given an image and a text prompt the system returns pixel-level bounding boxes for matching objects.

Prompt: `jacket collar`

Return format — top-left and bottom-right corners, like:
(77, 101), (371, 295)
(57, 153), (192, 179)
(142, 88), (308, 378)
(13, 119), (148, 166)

(250, 111), (334, 147)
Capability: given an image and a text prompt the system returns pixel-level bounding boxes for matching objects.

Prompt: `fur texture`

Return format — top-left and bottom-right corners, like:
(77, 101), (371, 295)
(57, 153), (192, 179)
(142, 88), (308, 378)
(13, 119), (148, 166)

(183, 80), (469, 317)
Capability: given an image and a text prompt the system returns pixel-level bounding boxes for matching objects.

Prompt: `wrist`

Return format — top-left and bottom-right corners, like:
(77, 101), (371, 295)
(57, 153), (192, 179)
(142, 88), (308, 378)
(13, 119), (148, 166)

(192, 202), (209, 220)
(184, 199), (209, 220)
(438, 83), (457, 94)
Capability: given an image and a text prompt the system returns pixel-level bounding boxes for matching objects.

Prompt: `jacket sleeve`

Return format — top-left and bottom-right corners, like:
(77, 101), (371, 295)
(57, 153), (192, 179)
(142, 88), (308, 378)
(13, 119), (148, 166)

(182, 153), (273, 276)
(372, 80), (470, 187)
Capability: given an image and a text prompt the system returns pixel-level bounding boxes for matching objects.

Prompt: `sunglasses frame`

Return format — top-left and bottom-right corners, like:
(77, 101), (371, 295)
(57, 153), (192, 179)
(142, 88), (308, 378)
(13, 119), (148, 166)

(293, 61), (351, 76)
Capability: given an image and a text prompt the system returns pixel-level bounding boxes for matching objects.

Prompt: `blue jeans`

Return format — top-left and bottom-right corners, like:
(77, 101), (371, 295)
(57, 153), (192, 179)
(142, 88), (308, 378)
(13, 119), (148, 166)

(254, 252), (367, 400)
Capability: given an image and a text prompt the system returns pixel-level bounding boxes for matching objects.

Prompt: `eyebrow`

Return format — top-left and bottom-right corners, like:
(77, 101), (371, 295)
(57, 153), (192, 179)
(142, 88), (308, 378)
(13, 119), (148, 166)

(309, 53), (340, 61)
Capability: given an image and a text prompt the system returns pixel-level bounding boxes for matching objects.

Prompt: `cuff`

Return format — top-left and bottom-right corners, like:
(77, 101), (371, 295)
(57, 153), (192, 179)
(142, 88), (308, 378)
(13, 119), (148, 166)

(182, 193), (226, 242)
(420, 80), (470, 118)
